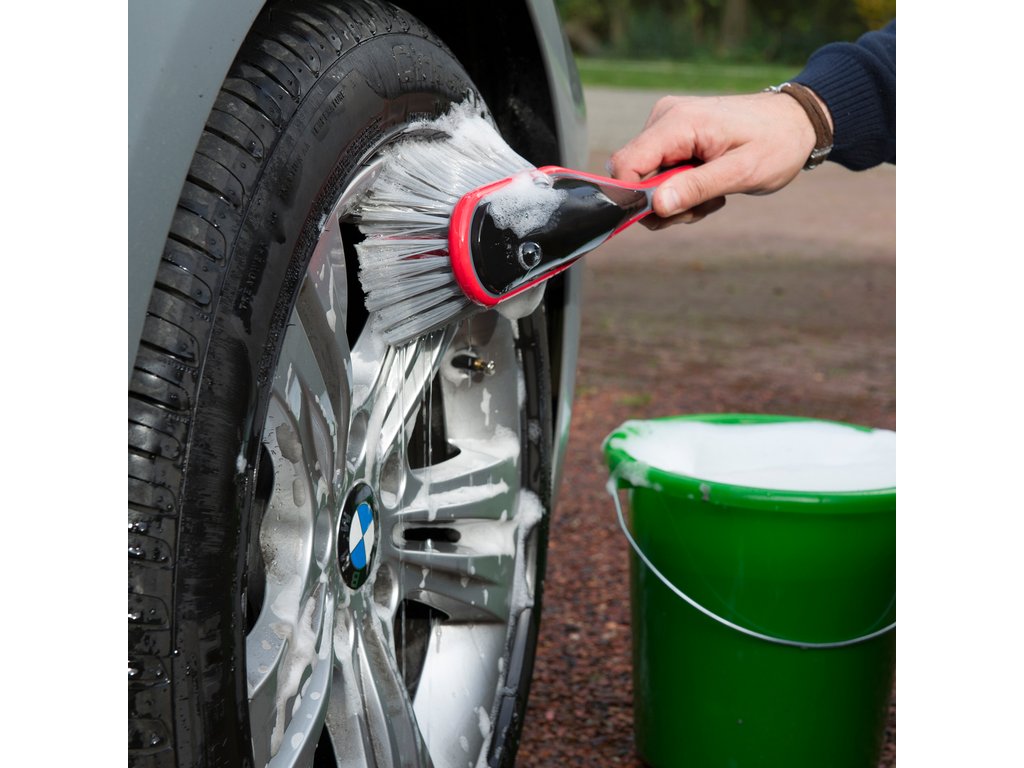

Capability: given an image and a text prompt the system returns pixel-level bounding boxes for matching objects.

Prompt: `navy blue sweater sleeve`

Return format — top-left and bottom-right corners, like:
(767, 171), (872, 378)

(793, 19), (896, 170)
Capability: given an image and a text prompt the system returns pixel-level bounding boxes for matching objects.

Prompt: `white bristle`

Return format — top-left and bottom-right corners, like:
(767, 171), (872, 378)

(352, 100), (535, 345)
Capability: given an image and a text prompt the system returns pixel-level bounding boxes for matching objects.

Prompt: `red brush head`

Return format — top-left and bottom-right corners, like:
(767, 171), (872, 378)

(448, 174), (519, 307)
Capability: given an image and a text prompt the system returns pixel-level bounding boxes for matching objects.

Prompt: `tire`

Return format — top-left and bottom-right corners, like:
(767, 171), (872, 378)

(127, 2), (553, 766)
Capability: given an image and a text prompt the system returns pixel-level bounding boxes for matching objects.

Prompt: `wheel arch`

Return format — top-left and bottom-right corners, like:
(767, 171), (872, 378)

(129, 0), (267, 379)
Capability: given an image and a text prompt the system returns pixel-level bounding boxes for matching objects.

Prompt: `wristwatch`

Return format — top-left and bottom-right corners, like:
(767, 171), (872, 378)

(765, 82), (833, 170)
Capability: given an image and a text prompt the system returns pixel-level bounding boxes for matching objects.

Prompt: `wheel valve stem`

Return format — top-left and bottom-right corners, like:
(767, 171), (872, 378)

(451, 352), (496, 376)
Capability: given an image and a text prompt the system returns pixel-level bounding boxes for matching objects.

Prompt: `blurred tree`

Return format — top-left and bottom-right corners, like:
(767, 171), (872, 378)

(557, 0), (608, 55)
(554, 0), (892, 63)
(751, 0), (867, 61)
(720, 0), (749, 55)
(684, 0), (707, 49)
(607, 0), (630, 53)
(854, 0), (897, 29)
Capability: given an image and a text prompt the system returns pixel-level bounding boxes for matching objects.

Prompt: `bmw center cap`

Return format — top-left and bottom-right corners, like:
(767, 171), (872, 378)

(340, 484), (378, 589)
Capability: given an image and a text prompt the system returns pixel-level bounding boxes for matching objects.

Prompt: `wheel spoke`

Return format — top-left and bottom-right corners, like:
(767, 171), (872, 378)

(297, 203), (353, 434)
(247, 571), (336, 766)
(324, 595), (433, 767)
(271, 313), (349, 490)
(396, 545), (515, 624)
(348, 328), (453, 482)
(249, 324), (350, 765)
(411, 623), (505, 765)
(384, 434), (528, 624)
(397, 441), (522, 524)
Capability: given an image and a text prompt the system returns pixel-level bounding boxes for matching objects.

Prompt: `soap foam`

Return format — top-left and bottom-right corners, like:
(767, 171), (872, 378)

(495, 284), (544, 320)
(611, 420), (895, 492)
(483, 171), (567, 238)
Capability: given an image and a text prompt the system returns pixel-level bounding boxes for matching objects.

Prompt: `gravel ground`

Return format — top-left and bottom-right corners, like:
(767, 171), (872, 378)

(515, 87), (896, 766)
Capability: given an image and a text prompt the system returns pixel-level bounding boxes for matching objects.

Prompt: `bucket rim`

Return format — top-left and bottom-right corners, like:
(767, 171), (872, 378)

(603, 413), (895, 514)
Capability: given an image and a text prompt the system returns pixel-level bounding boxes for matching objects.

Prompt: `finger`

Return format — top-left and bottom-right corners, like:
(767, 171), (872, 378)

(610, 117), (698, 183)
(641, 196), (726, 230)
(607, 149), (645, 183)
(611, 99), (687, 181)
(643, 95), (682, 129)
(651, 152), (750, 217)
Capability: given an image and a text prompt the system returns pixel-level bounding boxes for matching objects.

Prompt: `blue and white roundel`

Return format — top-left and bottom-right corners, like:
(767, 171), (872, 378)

(348, 501), (376, 571)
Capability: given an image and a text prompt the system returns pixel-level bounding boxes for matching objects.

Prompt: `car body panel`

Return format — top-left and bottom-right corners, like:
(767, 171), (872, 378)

(128, 0), (266, 377)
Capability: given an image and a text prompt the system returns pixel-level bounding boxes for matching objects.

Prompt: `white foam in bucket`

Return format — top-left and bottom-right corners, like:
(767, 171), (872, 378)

(615, 419), (896, 492)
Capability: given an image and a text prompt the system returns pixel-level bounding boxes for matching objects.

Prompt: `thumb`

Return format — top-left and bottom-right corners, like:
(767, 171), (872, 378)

(651, 154), (747, 217)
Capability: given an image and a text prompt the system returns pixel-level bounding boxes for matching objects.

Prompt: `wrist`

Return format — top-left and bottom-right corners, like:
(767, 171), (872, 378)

(765, 82), (834, 170)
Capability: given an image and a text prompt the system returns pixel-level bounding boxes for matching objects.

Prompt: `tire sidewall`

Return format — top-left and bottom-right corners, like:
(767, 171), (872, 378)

(174, 27), (483, 765)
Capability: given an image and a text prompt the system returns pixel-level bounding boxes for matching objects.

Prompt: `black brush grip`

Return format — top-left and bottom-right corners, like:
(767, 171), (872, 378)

(469, 178), (647, 296)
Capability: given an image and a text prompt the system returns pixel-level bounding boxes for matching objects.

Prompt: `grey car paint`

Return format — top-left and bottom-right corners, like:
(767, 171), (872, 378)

(128, 0), (266, 379)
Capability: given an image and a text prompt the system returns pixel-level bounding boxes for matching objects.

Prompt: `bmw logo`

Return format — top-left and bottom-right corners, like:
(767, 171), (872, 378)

(339, 483), (378, 589)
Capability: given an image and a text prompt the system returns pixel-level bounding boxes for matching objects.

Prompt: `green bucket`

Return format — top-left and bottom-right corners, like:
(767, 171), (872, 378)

(603, 414), (895, 768)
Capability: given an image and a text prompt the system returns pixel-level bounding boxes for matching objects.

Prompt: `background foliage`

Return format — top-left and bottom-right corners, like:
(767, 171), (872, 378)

(556, 0), (896, 64)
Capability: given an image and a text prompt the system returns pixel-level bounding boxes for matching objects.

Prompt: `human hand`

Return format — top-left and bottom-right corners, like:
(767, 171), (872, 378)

(609, 90), (830, 227)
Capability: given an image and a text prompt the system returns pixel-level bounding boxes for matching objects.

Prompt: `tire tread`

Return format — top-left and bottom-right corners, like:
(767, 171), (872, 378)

(129, 3), (471, 764)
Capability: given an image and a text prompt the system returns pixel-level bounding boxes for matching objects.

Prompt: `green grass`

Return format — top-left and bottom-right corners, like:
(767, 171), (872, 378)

(575, 57), (800, 94)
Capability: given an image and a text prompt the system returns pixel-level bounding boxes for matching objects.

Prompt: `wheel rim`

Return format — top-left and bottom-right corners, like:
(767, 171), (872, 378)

(243, 158), (544, 767)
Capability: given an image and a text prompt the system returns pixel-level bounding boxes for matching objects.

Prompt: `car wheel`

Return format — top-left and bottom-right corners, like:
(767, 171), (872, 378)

(128, 2), (552, 766)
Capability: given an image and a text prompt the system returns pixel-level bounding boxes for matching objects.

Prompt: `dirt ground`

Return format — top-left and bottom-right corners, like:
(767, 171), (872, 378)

(516, 88), (896, 765)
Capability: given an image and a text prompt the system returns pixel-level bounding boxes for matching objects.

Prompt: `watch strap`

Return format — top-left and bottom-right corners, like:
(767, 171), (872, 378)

(765, 82), (833, 170)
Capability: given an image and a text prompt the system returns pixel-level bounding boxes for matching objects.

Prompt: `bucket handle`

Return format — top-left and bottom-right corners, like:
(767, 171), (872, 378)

(606, 473), (895, 649)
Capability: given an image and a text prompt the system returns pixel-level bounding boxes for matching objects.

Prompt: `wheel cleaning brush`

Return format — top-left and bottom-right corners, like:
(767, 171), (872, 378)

(350, 101), (690, 345)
